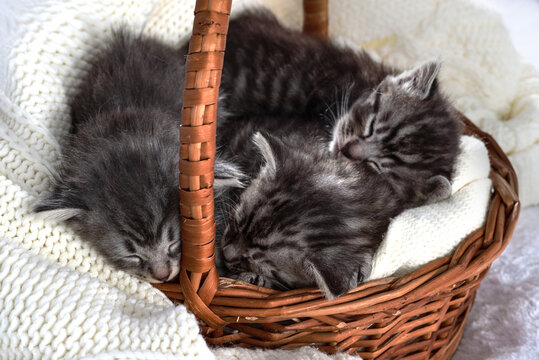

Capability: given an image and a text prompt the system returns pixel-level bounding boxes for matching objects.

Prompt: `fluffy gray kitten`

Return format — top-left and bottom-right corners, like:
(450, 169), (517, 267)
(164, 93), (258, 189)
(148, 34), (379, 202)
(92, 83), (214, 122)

(218, 125), (404, 299)
(220, 9), (460, 206)
(35, 31), (244, 283)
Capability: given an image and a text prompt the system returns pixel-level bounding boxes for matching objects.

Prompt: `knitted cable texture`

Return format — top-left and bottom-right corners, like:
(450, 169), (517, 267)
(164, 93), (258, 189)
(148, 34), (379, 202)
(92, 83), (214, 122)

(0, 237), (213, 359)
(0, 0), (534, 358)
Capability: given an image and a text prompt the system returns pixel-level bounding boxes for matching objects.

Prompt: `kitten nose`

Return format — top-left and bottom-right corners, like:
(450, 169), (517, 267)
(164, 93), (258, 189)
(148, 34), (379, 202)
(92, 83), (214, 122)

(222, 244), (235, 261)
(151, 264), (171, 282)
(341, 140), (363, 160)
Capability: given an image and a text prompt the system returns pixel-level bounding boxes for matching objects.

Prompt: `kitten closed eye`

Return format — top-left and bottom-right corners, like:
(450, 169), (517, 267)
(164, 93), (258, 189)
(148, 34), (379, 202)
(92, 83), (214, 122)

(365, 160), (382, 173)
(124, 255), (143, 263)
(168, 241), (181, 256)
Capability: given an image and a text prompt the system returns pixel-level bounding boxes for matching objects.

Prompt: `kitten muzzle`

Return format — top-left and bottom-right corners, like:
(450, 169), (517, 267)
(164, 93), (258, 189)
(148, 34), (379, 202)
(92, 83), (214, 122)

(341, 140), (363, 160)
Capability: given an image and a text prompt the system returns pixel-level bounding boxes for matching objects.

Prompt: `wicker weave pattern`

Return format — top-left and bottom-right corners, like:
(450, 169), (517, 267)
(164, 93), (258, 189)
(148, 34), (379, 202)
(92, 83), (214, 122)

(155, 1), (521, 358)
(178, 0), (232, 329)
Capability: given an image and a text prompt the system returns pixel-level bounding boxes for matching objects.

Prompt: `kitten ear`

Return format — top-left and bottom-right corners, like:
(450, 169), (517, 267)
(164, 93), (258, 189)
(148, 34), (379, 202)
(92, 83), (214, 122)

(252, 131), (286, 177)
(34, 186), (84, 221)
(397, 60), (441, 100)
(34, 208), (83, 222)
(305, 249), (364, 300)
(214, 160), (247, 189)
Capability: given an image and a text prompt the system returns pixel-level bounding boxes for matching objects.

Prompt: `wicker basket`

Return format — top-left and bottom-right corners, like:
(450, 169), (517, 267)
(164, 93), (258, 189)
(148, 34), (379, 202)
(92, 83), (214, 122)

(153, 0), (521, 358)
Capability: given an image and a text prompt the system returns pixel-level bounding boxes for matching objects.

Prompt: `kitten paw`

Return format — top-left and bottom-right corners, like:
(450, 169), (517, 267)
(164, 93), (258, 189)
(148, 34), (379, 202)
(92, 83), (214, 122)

(425, 175), (452, 203)
(234, 272), (268, 287)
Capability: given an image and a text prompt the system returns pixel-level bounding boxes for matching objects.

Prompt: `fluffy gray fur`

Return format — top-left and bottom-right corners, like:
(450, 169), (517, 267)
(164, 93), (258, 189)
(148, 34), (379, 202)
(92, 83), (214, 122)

(35, 30), (244, 283)
(218, 124), (404, 299)
(220, 9), (460, 206)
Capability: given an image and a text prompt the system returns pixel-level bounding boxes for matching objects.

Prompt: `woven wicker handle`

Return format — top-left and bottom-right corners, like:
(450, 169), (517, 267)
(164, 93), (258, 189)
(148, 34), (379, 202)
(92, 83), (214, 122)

(179, 0), (329, 327)
(179, 0), (232, 328)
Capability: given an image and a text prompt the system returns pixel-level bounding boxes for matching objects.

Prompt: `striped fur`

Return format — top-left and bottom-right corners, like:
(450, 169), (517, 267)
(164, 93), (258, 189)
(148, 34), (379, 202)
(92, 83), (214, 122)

(329, 61), (460, 205)
(219, 9), (460, 205)
(218, 125), (404, 299)
(220, 9), (393, 118)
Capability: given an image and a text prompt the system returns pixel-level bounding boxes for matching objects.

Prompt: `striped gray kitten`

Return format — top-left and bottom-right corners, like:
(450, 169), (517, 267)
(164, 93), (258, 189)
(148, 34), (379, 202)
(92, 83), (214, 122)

(220, 9), (460, 206)
(217, 118), (404, 299)
(35, 31), (244, 283)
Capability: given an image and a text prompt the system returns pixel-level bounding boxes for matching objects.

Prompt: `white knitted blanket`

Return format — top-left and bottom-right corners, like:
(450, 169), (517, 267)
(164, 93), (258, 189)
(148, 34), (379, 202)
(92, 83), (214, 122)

(0, 0), (535, 358)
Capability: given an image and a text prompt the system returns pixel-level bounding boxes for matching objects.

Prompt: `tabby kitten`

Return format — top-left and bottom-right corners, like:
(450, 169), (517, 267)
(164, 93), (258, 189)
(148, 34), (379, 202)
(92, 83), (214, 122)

(220, 8), (460, 206)
(219, 125), (404, 299)
(328, 61), (460, 205)
(35, 30), (244, 283)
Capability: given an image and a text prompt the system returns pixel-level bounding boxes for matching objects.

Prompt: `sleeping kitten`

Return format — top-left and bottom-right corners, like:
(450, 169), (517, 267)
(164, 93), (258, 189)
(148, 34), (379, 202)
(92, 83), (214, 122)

(220, 8), (460, 206)
(35, 30), (244, 283)
(328, 61), (460, 205)
(219, 129), (404, 299)
(215, 115), (327, 273)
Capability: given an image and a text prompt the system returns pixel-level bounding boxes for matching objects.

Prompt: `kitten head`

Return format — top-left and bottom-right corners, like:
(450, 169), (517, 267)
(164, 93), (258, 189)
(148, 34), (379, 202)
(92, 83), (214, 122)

(330, 60), (460, 204)
(220, 132), (396, 299)
(34, 111), (183, 283)
(35, 109), (245, 283)
(35, 180), (182, 283)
